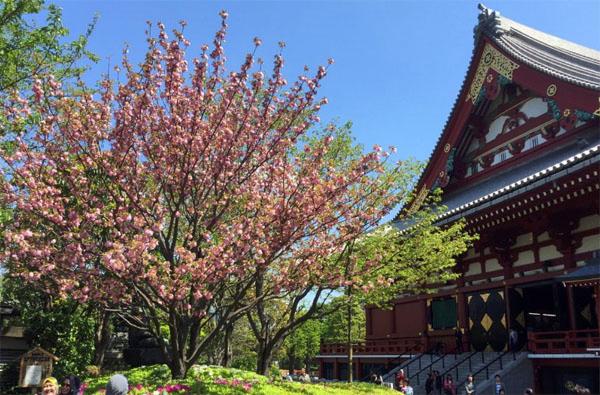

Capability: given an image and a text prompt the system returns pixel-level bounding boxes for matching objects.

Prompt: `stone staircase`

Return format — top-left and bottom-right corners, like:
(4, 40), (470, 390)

(381, 351), (529, 392)
(474, 352), (531, 394)
(381, 353), (420, 383)
(383, 352), (470, 389)
(408, 351), (526, 394)
(405, 352), (471, 389)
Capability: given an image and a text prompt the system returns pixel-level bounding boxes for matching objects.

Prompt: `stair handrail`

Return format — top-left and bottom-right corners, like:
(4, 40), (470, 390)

(408, 346), (461, 386)
(376, 341), (425, 383)
(456, 350), (516, 389)
(388, 340), (424, 370)
(437, 350), (479, 384)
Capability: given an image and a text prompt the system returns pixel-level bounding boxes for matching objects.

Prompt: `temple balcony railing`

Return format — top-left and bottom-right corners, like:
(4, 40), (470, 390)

(319, 336), (423, 355)
(527, 329), (600, 353)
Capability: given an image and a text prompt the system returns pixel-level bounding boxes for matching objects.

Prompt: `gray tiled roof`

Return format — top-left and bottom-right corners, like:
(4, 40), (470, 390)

(393, 141), (600, 231)
(440, 128), (600, 215)
(477, 4), (600, 90)
(557, 258), (600, 282)
(436, 142), (600, 225)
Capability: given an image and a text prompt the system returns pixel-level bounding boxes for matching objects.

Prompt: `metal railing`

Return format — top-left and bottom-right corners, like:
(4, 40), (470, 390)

(359, 341), (424, 383)
(457, 350), (516, 389)
(438, 350), (479, 383)
(408, 346), (461, 386)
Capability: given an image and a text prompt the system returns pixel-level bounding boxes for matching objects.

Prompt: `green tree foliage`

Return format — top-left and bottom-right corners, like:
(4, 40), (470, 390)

(0, 276), (96, 378)
(282, 316), (322, 372)
(0, 3), (102, 379)
(0, 0), (97, 93)
(348, 191), (478, 308)
(319, 297), (365, 344)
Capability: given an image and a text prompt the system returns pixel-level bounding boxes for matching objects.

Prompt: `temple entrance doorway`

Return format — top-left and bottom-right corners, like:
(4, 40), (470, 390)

(521, 283), (567, 332)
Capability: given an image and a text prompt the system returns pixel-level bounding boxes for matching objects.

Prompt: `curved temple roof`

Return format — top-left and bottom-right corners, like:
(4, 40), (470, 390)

(476, 3), (600, 90)
(393, 4), (600, 223)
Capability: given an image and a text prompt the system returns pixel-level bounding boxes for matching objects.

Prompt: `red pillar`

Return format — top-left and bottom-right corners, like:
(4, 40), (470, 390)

(421, 299), (429, 352)
(333, 359), (339, 380)
(457, 292), (468, 352)
(504, 285), (512, 352)
(566, 286), (577, 330)
(391, 304), (397, 335)
(595, 284), (600, 330)
(319, 359), (324, 378)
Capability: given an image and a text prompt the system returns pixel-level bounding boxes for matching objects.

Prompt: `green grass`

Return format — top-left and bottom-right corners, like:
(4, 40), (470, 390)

(83, 365), (396, 394)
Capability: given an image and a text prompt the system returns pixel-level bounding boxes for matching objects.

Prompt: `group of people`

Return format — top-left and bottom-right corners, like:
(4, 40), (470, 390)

(394, 369), (414, 394)
(422, 372), (533, 395)
(425, 370), (457, 395)
(40, 374), (129, 395)
(368, 369), (415, 394)
(40, 376), (81, 395)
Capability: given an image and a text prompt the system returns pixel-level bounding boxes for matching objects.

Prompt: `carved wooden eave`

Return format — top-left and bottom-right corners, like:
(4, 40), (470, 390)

(394, 4), (600, 222)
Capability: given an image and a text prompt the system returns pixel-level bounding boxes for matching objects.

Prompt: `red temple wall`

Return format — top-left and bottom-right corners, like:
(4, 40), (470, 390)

(368, 308), (394, 338)
(393, 301), (426, 338)
(366, 300), (425, 339)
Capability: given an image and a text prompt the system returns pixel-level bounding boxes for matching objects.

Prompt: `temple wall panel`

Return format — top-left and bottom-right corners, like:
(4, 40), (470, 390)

(514, 250), (535, 267)
(523, 268), (544, 276)
(547, 264), (564, 272)
(537, 232), (550, 242)
(514, 232), (534, 248)
(487, 116), (509, 142)
(539, 245), (562, 261)
(466, 262), (482, 276)
(576, 234), (600, 254)
(485, 258), (502, 272)
(576, 214), (600, 232)
(519, 98), (547, 118)
(465, 247), (477, 259)
(440, 284), (457, 291)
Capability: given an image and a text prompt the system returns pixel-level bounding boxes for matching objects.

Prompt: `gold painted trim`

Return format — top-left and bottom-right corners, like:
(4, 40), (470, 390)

(408, 186), (428, 215)
(467, 43), (520, 104)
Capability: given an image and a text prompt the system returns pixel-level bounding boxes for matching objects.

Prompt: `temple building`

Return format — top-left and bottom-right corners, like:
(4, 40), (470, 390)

(318, 5), (599, 394)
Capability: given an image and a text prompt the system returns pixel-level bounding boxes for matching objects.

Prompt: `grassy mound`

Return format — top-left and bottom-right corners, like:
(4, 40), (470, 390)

(83, 365), (395, 394)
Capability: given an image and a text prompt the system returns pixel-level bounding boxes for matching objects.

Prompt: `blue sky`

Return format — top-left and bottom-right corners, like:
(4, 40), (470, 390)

(53, 0), (599, 163)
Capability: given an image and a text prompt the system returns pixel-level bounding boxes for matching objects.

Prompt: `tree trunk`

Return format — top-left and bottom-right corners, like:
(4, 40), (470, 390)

(169, 355), (187, 379)
(93, 310), (112, 367)
(220, 321), (233, 367)
(288, 348), (296, 372)
(256, 343), (273, 375)
(347, 287), (353, 383)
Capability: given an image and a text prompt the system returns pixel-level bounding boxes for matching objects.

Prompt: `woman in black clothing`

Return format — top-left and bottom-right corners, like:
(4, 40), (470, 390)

(425, 372), (435, 395)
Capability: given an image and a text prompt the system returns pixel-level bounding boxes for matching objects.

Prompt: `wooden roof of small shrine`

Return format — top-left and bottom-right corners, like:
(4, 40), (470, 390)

(20, 347), (59, 361)
(393, 4), (600, 222)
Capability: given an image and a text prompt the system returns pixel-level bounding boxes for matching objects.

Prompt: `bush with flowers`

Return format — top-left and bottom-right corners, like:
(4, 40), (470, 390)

(82, 364), (395, 394)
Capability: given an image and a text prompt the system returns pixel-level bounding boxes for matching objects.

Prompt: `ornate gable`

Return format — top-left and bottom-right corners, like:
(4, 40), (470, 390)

(399, 6), (600, 218)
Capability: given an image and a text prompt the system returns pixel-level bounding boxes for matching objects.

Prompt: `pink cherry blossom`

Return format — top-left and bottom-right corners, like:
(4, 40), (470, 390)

(0, 13), (406, 377)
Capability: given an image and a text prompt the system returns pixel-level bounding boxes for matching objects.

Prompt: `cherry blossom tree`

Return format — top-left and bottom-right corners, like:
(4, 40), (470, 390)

(1, 12), (407, 378)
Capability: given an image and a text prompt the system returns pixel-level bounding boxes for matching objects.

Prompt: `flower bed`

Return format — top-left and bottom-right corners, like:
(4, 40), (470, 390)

(83, 365), (394, 394)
